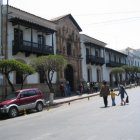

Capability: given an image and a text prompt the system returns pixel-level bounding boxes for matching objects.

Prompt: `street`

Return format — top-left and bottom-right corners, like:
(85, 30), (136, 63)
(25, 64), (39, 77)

(0, 87), (140, 140)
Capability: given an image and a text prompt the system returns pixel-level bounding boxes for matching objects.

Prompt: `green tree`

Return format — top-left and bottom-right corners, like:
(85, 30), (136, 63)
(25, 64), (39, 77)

(122, 65), (140, 82)
(110, 67), (125, 85)
(0, 59), (35, 91)
(20, 64), (35, 90)
(30, 55), (66, 93)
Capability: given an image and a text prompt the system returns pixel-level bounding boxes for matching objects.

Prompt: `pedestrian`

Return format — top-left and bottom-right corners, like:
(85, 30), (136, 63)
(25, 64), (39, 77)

(100, 81), (110, 107)
(60, 82), (65, 97)
(65, 82), (70, 96)
(118, 85), (128, 106)
(87, 82), (90, 94)
(110, 89), (118, 106)
(79, 83), (83, 95)
(94, 82), (98, 92)
(90, 82), (93, 93)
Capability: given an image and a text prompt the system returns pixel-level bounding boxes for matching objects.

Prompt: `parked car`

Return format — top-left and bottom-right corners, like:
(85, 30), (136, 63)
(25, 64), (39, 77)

(0, 88), (46, 118)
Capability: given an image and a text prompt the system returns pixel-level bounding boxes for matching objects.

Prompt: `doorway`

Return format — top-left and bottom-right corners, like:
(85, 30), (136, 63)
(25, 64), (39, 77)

(64, 64), (74, 91)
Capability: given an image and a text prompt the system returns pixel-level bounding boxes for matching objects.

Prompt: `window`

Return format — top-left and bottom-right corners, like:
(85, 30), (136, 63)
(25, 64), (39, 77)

(114, 55), (116, 62)
(109, 53), (111, 61)
(20, 90), (37, 98)
(38, 35), (45, 48)
(87, 69), (91, 82)
(119, 58), (121, 63)
(14, 28), (23, 46)
(20, 91), (29, 98)
(16, 72), (23, 84)
(36, 89), (41, 94)
(14, 28), (23, 41)
(28, 90), (37, 96)
(97, 69), (101, 82)
(39, 71), (45, 83)
(67, 43), (71, 56)
(95, 50), (98, 57)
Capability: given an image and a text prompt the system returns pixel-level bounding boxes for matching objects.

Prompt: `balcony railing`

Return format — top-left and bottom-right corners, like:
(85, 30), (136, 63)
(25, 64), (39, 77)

(12, 40), (54, 56)
(86, 55), (105, 65)
(106, 61), (126, 67)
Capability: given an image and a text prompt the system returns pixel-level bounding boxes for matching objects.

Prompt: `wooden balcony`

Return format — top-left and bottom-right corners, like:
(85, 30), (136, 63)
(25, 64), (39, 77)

(12, 40), (54, 56)
(106, 61), (125, 67)
(86, 55), (105, 65)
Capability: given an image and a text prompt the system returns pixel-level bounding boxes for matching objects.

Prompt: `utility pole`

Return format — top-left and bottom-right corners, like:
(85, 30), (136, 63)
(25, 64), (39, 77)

(4, 0), (8, 97)
(5, 0), (8, 59)
(0, 0), (3, 57)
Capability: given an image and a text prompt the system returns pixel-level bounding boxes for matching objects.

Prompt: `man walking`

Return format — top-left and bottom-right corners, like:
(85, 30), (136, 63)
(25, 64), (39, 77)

(100, 81), (110, 107)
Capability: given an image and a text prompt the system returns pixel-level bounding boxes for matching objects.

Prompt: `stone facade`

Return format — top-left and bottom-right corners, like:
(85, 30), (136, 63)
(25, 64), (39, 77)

(52, 15), (83, 91)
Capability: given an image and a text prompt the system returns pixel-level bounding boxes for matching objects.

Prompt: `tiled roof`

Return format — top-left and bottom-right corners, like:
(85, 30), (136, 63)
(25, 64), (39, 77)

(51, 14), (82, 32)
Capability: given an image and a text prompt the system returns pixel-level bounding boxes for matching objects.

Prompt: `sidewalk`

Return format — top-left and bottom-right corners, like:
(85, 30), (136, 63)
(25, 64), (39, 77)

(47, 83), (137, 106)
(47, 92), (100, 106)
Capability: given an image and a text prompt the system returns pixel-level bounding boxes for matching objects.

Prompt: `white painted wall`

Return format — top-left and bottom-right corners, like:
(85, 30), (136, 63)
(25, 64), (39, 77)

(7, 21), (57, 84)
(80, 34), (105, 82)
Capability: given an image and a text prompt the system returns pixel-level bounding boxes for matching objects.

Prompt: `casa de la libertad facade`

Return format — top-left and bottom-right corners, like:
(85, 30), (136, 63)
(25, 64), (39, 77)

(51, 14), (83, 91)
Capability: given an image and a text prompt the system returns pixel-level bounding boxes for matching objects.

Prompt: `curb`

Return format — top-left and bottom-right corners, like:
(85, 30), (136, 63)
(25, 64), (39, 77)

(47, 84), (138, 107)
(51, 93), (99, 106)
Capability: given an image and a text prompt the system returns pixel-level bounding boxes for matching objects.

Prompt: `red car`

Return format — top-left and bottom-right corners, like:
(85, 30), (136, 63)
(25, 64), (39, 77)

(0, 88), (46, 118)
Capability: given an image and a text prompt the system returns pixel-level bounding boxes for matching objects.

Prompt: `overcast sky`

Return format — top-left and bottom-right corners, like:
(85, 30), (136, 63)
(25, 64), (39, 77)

(4, 0), (140, 50)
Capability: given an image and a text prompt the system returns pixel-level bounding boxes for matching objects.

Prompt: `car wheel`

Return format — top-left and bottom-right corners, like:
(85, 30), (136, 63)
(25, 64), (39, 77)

(9, 107), (18, 118)
(36, 102), (43, 112)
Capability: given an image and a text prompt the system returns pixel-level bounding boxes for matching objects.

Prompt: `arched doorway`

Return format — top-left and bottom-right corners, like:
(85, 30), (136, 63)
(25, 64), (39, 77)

(97, 69), (101, 82)
(64, 64), (74, 91)
(87, 68), (92, 82)
(110, 74), (113, 87)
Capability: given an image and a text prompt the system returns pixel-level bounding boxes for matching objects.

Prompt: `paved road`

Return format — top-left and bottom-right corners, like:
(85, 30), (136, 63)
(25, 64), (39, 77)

(0, 87), (140, 140)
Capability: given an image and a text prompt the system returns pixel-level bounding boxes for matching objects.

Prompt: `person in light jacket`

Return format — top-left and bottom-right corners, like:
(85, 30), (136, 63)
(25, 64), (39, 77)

(100, 81), (110, 107)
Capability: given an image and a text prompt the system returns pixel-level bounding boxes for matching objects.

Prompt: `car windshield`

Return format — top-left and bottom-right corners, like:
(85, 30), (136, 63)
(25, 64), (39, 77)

(5, 92), (20, 101)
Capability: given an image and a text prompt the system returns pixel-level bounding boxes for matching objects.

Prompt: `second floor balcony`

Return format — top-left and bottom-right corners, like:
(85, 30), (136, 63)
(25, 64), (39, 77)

(106, 60), (126, 67)
(12, 40), (54, 56)
(86, 55), (105, 65)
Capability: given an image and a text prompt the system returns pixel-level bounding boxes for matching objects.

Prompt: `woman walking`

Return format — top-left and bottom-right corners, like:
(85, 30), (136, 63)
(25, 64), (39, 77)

(100, 81), (110, 107)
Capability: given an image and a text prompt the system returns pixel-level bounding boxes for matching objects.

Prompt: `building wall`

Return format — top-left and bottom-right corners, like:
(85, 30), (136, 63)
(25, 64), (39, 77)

(80, 34), (106, 83)
(0, 6), (57, 100)
(55, 16), (83, 90)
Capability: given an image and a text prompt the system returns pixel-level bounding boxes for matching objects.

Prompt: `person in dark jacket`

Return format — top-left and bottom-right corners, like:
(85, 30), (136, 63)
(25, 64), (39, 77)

(100, 81), (110, 107)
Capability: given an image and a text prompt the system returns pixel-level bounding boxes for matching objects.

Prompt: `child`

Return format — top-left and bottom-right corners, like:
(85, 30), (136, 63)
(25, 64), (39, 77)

(110, 89), (118, 106)
(118, 85), (128, 105)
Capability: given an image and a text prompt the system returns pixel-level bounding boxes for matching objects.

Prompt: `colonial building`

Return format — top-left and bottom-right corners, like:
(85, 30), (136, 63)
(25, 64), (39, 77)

(104, 47), (127, 86)
(0, 4), (137, 100)
(0, 5), (56, 99)
(51, 14), (83, 91)
(80, 34), (128, 87)
(80, 34), (106, 83)
(121, 47), (140, 67)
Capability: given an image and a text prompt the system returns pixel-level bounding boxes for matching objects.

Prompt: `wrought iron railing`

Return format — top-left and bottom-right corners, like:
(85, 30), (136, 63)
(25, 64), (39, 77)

(86, 55), (105, 65)
(12, 40), (54, 55)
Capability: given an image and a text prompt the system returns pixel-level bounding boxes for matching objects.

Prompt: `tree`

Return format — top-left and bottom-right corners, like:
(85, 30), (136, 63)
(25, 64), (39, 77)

(20, 64), (35, 90)
(122, 65), (131, 77)
(110, 67), (125, 74)
(30, 55), (66, 93)
(110, 67), (125, 85)
(0, 59), (35, 91)
(122, 65), (140, 83)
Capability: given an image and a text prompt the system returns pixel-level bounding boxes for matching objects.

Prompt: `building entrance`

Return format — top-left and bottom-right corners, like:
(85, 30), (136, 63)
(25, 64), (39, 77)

(64, 64), (74, 91)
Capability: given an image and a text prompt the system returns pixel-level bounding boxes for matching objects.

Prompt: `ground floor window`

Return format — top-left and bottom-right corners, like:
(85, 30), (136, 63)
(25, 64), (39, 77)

(16, 72), (23, 84)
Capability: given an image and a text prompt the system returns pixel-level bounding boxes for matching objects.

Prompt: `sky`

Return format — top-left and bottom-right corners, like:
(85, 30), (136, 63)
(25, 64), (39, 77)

(3, 0), (140, 50)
